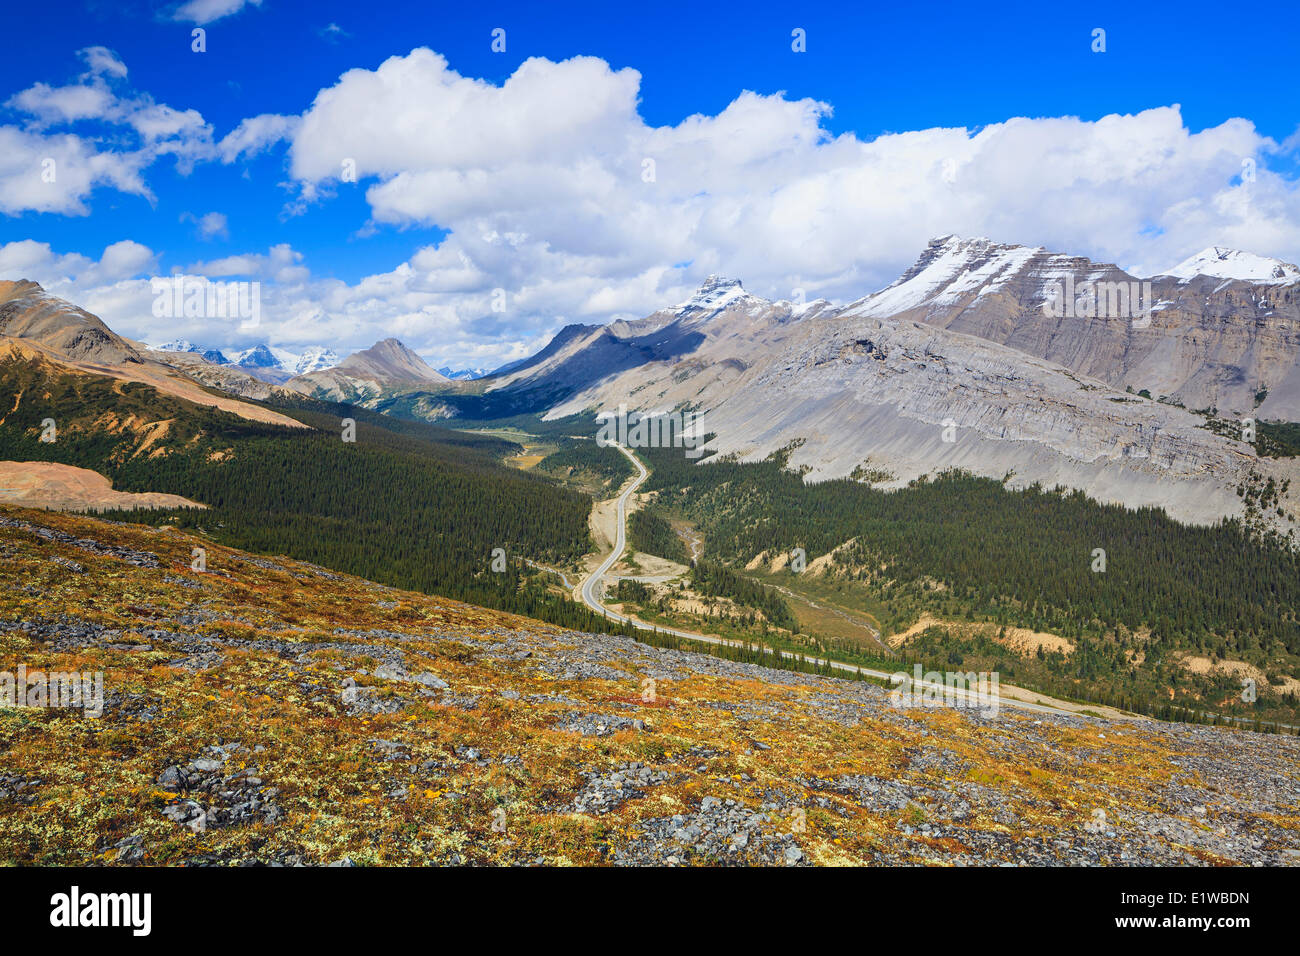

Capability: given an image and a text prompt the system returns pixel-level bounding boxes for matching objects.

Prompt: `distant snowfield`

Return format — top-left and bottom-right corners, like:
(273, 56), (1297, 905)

(151, 340), (341, 376)
(1161, 246), (1300, 283)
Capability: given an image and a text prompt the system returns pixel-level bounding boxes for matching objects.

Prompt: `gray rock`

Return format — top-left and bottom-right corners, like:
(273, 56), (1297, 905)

(158, 766), (185, 790)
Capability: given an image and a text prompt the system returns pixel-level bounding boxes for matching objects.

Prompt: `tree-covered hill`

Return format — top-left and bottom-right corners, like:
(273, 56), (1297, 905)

(0, 354), (632, 634)
(636, 440), (1300, 724)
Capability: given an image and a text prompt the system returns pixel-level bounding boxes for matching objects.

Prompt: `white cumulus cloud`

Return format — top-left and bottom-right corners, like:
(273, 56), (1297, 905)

(7, 47), (1300, 372)
(171, 0), (262, 26)
(279, 49), (1300, 316)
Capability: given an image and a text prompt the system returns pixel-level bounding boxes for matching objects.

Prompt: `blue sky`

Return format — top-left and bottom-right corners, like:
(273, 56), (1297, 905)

(2, 0), (1299, 367)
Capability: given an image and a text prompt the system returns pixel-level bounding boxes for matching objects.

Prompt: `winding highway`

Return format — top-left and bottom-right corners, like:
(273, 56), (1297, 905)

(578, 442), (650, 619)
(524, 559), (574, 590)
(572, 443), (1104, 720)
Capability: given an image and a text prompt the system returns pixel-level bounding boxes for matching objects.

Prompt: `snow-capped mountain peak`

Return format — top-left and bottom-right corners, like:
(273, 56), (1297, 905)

(847, 236), (1047, 318)
(154, 339), (196, 353)
(236, 344), (281, 369)
(437, 366), (490, 380)
(1161, 247), (1300, 284)
(293, 346), (340, 375)
(148, 340), (340, 382)
(675, 275), (759, 316)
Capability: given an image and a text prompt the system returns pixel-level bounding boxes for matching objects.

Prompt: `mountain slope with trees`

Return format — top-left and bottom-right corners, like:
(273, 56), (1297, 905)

(636, 441), (1300, 725)
(0, 351), (631, 634)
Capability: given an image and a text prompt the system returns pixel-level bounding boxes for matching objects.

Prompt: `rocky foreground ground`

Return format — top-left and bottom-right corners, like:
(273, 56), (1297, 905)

(0, 506), (1297, 866)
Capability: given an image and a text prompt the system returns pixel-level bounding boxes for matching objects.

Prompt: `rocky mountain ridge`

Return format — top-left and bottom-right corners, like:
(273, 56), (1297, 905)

(487, 239), (1300, 530)
(0, 281), (302, 427)
(284, 337), (450, 405)
(1, 279), (144, 366)
(1162, 246), (1300, 283)
(153, 340), (341, 384)
(849, 236), (1300, 420)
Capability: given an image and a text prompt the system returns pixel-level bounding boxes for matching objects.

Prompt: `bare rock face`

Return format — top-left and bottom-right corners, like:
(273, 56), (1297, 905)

(851, 236), (1300, 420)
(488, 276), (835, 407)
(544, 301), (1274, 527)
(334, 338), (448, 384)
(506, 256), (1299, 530)
(1124, 278), (1300, 421)
(701, 315), (1275, 528)
(0, 279), (143, 366)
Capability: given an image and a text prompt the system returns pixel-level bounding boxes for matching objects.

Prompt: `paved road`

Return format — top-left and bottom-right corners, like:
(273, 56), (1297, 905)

(577, 442), (649, 615)
(523, 559), (573, 590)
(573, 443), (1081, 719)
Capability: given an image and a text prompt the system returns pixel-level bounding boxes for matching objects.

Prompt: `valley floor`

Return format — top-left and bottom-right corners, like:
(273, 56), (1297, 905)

(1, 506), (1297, 866)
(572, 445), (1137, 723)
